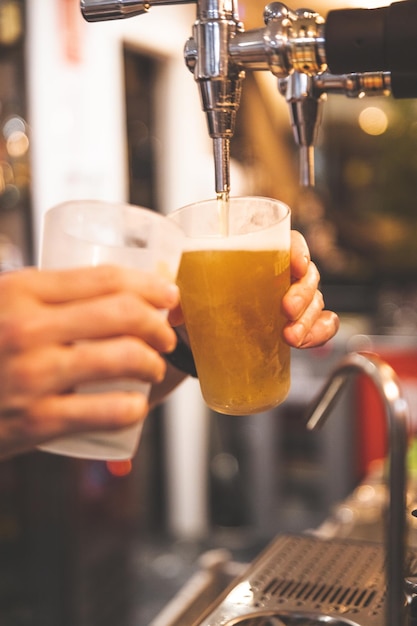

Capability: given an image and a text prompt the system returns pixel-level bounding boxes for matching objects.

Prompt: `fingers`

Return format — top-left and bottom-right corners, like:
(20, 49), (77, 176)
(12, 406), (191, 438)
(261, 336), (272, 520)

(284, 239), (340, 348)
(290, 230), (310, 280)
(27, 265), (180, 308)
(284, 306), (340, 348)
(2, 338), (168, 409)
(0, 391), (148, 460)
(282, 260), (321, 321)
(33, 392), (148, 435)
(52, 293), (178, 350)
(0, 266), (178, 459)
(168, 302), (185, 327)
(0, 272), (179, 353)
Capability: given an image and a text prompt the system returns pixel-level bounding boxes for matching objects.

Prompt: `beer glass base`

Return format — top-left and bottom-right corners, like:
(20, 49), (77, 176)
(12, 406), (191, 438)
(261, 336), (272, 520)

(205, 392), (290, 416)
(37, 421), (143, 461)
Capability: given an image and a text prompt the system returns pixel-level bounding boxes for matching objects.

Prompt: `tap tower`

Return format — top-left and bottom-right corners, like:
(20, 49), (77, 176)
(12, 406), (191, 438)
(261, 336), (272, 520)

(81, 0), (417, 191)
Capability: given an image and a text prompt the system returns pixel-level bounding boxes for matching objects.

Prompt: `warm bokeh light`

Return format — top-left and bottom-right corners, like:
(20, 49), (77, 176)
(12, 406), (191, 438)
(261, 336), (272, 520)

(3, 116), (30, 159)
(3, 116), (26, 139)
(106, 460), (132, 477)
(6, 130), (29, 158)
(358, 106), (388, 136)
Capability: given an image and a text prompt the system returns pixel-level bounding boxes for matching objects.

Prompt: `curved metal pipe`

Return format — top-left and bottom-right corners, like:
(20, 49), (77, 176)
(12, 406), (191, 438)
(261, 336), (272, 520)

(306, 351), (410, 626)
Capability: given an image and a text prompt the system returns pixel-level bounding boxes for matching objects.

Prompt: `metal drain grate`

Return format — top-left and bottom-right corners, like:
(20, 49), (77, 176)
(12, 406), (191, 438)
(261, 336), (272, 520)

(224, 617), (285, 626)
(194, 534), (415, 625)
(261, 577), (378, 610)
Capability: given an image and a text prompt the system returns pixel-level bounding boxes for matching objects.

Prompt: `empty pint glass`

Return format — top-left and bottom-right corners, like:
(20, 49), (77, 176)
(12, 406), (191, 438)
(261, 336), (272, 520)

(38, 200), (184, 460)
(169, 196), (291, 415)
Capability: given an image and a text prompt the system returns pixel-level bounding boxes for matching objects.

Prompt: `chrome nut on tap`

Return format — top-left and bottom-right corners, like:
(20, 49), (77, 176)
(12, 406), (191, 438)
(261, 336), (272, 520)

(264, 4), (326, 77)
(289, 8), (326, 75)
(228, 4), (326, 78)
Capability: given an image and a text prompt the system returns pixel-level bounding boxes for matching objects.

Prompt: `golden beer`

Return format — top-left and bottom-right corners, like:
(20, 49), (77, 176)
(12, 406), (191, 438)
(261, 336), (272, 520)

(177, 248), (291, 415)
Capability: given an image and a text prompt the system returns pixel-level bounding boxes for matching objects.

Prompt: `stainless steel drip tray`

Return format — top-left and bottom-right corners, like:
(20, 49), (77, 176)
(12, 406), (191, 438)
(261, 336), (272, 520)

(151, 533), (417, 626)
(194, 533), (389, 626)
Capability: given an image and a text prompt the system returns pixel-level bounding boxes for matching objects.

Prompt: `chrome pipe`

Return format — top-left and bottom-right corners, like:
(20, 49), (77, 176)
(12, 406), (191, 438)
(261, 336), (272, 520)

(306, 351), (410, 626)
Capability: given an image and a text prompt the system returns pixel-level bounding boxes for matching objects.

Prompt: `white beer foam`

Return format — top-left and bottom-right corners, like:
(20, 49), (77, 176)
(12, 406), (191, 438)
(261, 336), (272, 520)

(182, 236), (289, 251)
(182, 221), (290, 251)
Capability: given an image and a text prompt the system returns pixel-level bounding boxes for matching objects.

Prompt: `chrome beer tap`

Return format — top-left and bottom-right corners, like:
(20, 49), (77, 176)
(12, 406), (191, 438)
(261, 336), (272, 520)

(278, 70), (392, 186)
(81, 0), (417, 192)
(183, 0), (244, 196)
(81, 0), (246, 197)
(230, 4), (327, 188)
(80, 0), (327, 193)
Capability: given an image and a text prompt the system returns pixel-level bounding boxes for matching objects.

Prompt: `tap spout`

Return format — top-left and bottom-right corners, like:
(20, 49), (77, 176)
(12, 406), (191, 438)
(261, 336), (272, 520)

(279, 72), (325, 187)
(184, 0), (244, 195)
(306, 351), (410, 626)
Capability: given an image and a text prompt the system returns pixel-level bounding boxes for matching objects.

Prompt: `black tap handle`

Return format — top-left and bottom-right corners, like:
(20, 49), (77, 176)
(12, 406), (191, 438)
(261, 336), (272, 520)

(325, 0), (417, 98)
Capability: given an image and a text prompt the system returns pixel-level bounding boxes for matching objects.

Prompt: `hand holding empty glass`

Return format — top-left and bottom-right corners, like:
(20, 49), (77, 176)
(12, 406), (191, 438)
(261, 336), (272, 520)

(38, 200), (184, 460)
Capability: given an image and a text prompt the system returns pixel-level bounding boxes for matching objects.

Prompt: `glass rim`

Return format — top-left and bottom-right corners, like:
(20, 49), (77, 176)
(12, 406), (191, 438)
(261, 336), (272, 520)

(44, 198), (185, 234)
(170, 195), (290, 223)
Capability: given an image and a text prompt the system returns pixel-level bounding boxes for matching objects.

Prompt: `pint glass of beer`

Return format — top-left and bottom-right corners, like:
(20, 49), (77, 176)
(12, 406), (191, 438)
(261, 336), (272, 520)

(170, 196), (291, 415)
(38, 200), (184, 460)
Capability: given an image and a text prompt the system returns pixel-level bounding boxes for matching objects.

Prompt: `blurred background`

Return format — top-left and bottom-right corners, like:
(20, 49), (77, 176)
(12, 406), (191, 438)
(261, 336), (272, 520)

(1, 0), (417, 624)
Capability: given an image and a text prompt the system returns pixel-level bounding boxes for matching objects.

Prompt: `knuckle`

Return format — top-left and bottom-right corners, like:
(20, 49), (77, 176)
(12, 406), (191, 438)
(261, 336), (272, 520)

(154, 355), (167, 381)
(329, 311), (340, 333)
(0, 388), (30, 417)
(0, 317), (33, 353)
(122, 340), (166, 380)
(316, 290), (325, 309)
(0, 273), (16, 300)
(0, 269), (23, 290)
(10, 357), (43, 395)
(309, 261), (320, 283)
(0, 268), (35, 299)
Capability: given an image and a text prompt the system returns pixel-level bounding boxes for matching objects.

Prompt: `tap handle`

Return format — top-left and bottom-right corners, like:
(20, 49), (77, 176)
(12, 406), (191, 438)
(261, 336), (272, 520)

(81, 0), (194, 21)
(325, 0), (417, 98)
(81, 0), (149, 20)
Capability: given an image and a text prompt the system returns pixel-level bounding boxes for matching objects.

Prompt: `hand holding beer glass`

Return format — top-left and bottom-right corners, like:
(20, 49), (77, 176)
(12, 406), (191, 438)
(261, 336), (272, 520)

(170, 196), (291, 415)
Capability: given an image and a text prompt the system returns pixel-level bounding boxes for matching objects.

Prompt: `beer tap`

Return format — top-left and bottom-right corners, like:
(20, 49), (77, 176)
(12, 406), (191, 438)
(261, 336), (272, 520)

(278, 70), (392, 186)
(81, 0), (417, 192)
(183, 0), (244, 197)
(82, 0), (246, 197)
(81, 0), (327, 193)
(278, 71), (325, 188)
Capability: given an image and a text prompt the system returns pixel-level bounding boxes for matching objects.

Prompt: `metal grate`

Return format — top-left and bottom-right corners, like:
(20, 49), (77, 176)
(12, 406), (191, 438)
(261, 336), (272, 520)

(194, 533), (415, 625)
(223, 617), (285, 626)
(262, 577), (377, 609)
